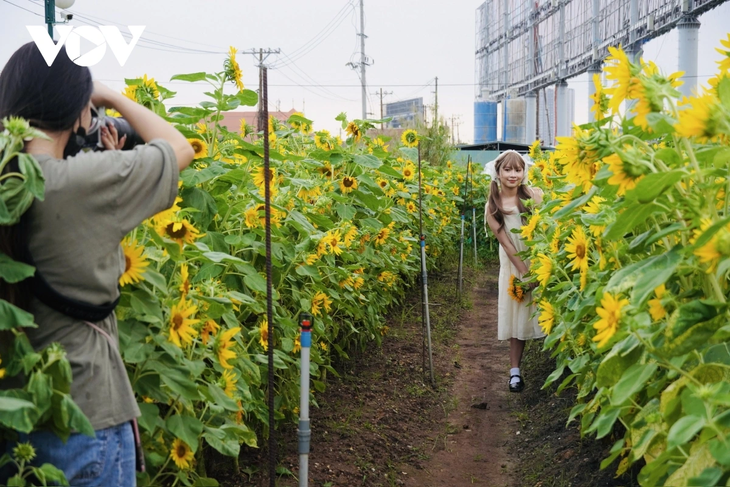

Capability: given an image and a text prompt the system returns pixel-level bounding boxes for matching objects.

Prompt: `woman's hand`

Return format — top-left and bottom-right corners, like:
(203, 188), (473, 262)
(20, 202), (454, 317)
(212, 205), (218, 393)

(100, 122), (127, 151)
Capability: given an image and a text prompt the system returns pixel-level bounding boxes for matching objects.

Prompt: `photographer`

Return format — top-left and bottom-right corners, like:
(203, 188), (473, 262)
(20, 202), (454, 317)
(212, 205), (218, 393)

(0, 42), (193, 486)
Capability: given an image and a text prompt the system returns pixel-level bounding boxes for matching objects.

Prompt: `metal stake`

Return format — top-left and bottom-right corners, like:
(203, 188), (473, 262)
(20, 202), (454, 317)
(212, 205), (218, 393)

(298, 313), (313, 487)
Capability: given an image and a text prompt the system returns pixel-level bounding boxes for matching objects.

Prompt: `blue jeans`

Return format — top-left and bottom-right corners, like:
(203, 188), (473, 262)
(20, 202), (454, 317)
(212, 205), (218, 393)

(1, 422), (136, 487)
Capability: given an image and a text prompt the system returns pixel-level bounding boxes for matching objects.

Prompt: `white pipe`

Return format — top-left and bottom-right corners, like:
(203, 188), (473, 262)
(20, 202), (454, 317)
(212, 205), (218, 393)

(556, 81), (569, 137)
(298, 327), (312, 487)
(472, 207), (478, 268)
(525, 92), (537, 144)
(458, 215), (465, 296)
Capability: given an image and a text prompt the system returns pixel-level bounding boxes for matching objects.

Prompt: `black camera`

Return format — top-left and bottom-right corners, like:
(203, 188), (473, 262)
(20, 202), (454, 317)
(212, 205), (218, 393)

(83, 107), (144, 151)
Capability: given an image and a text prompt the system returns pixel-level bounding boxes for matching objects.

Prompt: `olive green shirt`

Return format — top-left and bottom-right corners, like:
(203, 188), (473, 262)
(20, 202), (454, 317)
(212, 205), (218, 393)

(24, 140), (178, 430)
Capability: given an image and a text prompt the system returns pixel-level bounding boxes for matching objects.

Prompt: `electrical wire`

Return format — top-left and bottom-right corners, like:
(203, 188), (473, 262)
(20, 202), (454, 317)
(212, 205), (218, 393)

(3, 0), (44, 17)
(270, 0), (355, 68)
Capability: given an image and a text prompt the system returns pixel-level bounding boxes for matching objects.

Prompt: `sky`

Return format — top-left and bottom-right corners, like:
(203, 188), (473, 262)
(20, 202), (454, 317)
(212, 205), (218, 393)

(1, 0), (729, 145)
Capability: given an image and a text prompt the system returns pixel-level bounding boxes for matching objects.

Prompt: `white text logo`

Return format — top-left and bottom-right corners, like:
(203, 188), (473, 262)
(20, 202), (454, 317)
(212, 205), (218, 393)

(26, 25), (145, 67)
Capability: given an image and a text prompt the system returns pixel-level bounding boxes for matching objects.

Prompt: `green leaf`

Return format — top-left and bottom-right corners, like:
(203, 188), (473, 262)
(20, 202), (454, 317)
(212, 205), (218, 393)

(207, 384), (239, 412)
(667, 415), (705, 449)
(286, 210), (316, 233)
(35, 464), (68, 486)
(203, 252), (244, 264)
(688, 467), (724, 486)
(137, 402), (160, 433)
(62, 394), (94, 437)
(611, 363), (658, 405)
(142, 268), (168, 295)
(596, 344), (643, 388)
(717, 76), (730, 109)
(625, 170), (684, 204)
(553, 187), (597, 219)
(167, 414), (204, 454)
(631, 247), (682, 306)
(171, 72), (208, 82)
(0, 252), (35, 283)
(353, 190), (380, 212)
(605, 203), (661, 240)
(590, 406), (621, 439)
(203, 430), (240, 457)
(709, 438), (730, 466)
(244, 273), (268, 294)
(353, 154), (382, 169)
(645, 112), (677, 135)
(335, 203), (356, 221)
(150, 364), (200, 401)
(0, 299), (37, 330)
(236, 89), (259, 107)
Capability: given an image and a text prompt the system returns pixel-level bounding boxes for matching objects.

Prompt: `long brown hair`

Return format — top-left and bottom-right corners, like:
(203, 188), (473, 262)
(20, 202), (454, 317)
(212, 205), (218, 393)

(486, 151), (533, 233)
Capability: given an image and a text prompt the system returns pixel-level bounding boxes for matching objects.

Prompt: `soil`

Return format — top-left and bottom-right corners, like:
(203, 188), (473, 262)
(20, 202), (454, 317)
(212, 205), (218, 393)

(209, 259), (641, 487)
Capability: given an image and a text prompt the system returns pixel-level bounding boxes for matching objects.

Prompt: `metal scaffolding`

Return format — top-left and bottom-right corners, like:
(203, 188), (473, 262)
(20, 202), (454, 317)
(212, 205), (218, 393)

(475, 0), (728, 101)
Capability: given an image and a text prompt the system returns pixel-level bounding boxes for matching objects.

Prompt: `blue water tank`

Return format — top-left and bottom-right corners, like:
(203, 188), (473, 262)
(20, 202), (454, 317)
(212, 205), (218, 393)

(474, 101), (497, 144)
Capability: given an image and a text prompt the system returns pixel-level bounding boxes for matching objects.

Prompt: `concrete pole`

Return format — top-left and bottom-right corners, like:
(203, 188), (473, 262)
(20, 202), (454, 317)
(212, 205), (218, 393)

(677, 15), (700, 98)
(525, 92), (537, 144)
(625, 0), (640, 115)
(556, 80), (569, 137)
(502, 0), (510, 142)
(359, 0), (367, 119)
(587, 64), (602, 122)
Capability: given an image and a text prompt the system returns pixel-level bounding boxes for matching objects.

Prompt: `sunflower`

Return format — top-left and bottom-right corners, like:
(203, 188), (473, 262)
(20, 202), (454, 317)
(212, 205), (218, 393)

(0, 355), (5, 380)
(401, 129), (418, 148)
(405, 201), (417, 213)
(216, 327), (241, 369)
(534, 253), (552, 288)
(179, 263), (190, 296)
(507, 275), (525, 302)
(592, 292), (630, 348)
(694, 222), (730, 273)
(168, 297), (200, 347)
(633, 61), (683, 131)
(188, 138), (208, 159)
(292, 335), (301, 354)
(224, 46), (244, 91)
(675, 93), (727, 142)
(378, 271), (397, 287)
(258, 318), (269, 351)
(584, 196), (605, 214)
(156, 218), (203, 247)
(374, 227), (390, 246)
(604, 153), (644, 196)
(343, 226), (358, 247)
(346, 121), (362, 142)
(520, 210), (541, 241)
(340, 176), (358, 194)
(221, 370), (238, 398)
(376, 178), (388, 190)
(538, 300), (554, 334)
(648, 284), (667, 321)
(319, 341), (328, 352)
(311, 291), (332, 316)
(604, 45), (639, 113)
(590, 74), (610, 121)
(565, 226), (590, 272)
(201, 319), (220, 346)
(325, 230), (343, 255)
(170, 438), (194, 470)
(550, 224), (561, 254)
(243, 206), (261, 229)
(119, 239), (148, 286)
(314, 130), (334, 151)
(122, 74), (160, 104)
(402, 165), (415, 180)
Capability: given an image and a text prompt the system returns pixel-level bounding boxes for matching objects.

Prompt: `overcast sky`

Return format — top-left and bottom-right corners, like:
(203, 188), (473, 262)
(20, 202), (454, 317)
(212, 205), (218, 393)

(1, 0), (729, 144)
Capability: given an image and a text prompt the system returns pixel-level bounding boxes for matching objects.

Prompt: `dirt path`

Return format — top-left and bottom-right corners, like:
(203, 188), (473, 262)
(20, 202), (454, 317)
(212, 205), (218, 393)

(403, 264), (515, 487)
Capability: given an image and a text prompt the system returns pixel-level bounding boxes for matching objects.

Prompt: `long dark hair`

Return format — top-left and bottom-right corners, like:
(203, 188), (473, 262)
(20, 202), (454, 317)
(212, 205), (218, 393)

(487, 151), (533, 233)
(0, 42), (93, 309)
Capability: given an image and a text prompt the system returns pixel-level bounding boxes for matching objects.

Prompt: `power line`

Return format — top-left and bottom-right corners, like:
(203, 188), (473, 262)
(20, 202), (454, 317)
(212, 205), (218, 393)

(270, 1), (355, 68)
(3, 0), (43, 17)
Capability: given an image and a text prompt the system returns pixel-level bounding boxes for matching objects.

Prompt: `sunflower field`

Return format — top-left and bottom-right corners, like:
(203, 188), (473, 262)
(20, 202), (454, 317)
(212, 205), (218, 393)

(0, 47), (488, 486)
(524, 34), (730, 486)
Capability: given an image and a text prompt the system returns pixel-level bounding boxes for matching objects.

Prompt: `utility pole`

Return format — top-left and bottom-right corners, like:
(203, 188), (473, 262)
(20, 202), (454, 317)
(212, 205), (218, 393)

(347, 0), (372, 119)
(243, 48), (281, 133)
(434, 77), (439, 126)
(371, 88), (393, 127)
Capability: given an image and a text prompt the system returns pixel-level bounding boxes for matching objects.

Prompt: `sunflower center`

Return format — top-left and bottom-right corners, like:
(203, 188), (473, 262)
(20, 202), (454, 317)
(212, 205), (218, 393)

(176, 443), (187, 458)
(172, 313), (184, 330)
(166, 223), (188, 239)
(343, 178), (354, 188)
(576, 243), (586, 259)
(124, 255), (131, 272)
(192, 141), (202, 153)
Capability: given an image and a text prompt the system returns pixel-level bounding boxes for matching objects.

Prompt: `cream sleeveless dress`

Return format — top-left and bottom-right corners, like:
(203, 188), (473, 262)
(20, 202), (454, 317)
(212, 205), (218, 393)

(497, 205), (544, 341)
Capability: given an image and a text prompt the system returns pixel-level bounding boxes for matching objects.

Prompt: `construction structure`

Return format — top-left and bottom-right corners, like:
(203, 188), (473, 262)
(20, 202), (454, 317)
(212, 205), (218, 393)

(474, 0), (728, 146)
(384, 97), (424, 129)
